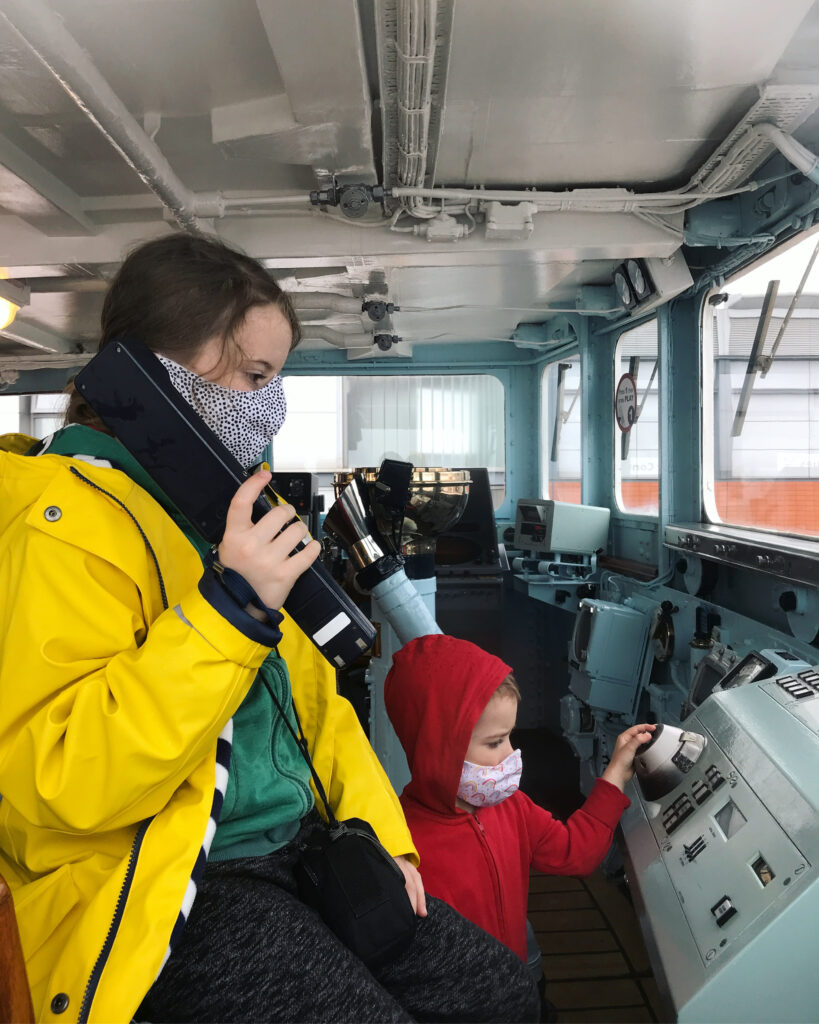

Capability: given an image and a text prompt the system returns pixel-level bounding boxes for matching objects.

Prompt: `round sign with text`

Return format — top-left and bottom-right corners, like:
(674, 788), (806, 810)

(615, 373), (637, 432)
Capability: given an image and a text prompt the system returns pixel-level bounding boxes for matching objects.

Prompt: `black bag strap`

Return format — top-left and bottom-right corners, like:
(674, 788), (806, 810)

(260, 676), (341, 830)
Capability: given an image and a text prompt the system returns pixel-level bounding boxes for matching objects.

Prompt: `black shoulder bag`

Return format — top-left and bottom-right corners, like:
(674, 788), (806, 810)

(264, 684), (417, 969)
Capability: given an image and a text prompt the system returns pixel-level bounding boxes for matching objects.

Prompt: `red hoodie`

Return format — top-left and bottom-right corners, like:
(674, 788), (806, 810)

(384, 634), (630, 960)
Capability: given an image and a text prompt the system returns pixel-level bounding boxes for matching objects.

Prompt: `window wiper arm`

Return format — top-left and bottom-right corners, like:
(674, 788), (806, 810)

(758, 236), (819, 377)
(550, 362), (577, 462)
(731, 279), (779, 438)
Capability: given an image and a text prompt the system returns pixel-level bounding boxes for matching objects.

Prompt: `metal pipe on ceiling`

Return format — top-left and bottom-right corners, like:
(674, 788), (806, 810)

(0, 0), (209, 234)
(26, 278), (108, 293)
(23, 278), (367, 317)
(299, 326), (374, 349)
(753, 124), (819, 185)
(291, 293), (363, 315)
(0, 352), (92, 372)
(78, 192), (311, 214)
(389, 183), (761, 210)
(19, 278), (377, 348)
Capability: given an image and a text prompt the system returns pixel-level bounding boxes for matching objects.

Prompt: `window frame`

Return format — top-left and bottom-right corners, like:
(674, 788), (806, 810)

(612, 318), (660, 519)
(273, 369), (509, 513)
(701, 226), (819, 542)
(539, 354), (582, 504)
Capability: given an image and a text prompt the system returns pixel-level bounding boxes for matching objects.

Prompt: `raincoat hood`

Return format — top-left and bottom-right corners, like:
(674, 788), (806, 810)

(384, 634), (513, 814)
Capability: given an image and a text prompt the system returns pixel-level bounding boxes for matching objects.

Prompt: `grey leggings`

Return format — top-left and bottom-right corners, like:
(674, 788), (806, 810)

(138, 811), (539, 1023)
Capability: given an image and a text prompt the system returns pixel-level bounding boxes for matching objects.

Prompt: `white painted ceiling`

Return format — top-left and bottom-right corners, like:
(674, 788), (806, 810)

(1, 0), (818, 364)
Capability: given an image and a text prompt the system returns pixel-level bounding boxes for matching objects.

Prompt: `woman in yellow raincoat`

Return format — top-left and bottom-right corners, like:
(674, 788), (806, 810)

(0, 234), (537, 1024)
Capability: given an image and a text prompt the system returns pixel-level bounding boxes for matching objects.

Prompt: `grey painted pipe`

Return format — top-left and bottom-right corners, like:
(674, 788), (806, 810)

(369, 570), (442, 647)
(0, 0), (207, 234)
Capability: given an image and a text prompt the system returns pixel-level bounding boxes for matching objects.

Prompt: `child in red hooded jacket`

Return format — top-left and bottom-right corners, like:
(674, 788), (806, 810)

(384, 634), (655, 962)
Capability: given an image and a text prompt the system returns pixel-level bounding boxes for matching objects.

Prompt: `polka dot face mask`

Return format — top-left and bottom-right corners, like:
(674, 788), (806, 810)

(157, 354), (287, 469)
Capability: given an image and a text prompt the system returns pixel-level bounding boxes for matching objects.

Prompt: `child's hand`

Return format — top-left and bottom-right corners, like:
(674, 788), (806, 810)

(600, 723), (656, 792)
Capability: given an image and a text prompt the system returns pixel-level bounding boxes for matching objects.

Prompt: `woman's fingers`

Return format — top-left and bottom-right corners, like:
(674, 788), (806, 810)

(393, 856), (427, 918)
(217, 475), (322, 610)
(224, 468), (272, 533)
(413, 876), (428, 918)
(278, 538), (322, 580)
(258, 510), (310, 551)
(264, 519), (312, 558)
(225, 473), (311, 552)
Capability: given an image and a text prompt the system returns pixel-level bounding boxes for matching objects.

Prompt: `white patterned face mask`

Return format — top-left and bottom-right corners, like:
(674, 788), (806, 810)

(158, 354), (287, 469)
(457, 749), (523, 807)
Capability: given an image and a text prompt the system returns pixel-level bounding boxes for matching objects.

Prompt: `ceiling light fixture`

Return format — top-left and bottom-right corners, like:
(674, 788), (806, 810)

(0, 277), (30, 330)
(0, 299), (18, 330)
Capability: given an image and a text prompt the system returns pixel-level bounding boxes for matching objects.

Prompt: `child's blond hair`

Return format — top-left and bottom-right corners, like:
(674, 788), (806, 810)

(495, 674), (521, 702)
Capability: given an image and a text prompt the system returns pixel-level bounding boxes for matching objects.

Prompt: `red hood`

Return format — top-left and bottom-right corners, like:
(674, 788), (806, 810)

(384, 634), (512, 814)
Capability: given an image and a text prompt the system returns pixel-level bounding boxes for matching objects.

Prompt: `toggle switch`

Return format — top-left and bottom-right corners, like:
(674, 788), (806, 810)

(684, 836), (707, 861)
(710, 894), (737, 927)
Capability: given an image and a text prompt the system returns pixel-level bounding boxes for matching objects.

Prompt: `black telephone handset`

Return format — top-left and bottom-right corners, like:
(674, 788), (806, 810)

(74, 337), (376, 669)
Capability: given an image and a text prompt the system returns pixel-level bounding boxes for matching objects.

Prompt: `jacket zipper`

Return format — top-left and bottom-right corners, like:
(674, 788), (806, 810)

(77, 817), (152, 1023)
(472, 812), (507, 942)
(66, 468), (167, 1020)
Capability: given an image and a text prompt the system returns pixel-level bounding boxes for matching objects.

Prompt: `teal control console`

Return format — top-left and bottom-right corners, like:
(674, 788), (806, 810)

(620, 667), (819, 1022)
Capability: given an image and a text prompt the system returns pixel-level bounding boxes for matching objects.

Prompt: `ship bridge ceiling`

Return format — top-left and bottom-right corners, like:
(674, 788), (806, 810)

(0, 0), (818, 369)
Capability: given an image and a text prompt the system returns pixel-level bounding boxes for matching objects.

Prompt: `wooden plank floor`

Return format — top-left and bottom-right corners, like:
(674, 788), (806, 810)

(529, 872), (671, 1023)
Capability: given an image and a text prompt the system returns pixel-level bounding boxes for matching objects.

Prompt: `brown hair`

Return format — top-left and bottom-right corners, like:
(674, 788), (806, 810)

(66, 233), (300, 428)
(495, 674), (521, 702)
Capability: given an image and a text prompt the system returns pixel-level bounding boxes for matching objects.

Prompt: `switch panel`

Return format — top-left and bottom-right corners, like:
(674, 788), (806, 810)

(776, 675), (814, 699)
(620, 666), (818, 1022)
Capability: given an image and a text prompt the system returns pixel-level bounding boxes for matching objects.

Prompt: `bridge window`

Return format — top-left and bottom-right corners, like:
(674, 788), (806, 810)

(0, 393), (67, 438)
(273, 374), (506, 509)
(614, 321), (659, 516)
(0, 395), (20, 434)
(703, 230), (819, 538)
(541, 358), (581, 503)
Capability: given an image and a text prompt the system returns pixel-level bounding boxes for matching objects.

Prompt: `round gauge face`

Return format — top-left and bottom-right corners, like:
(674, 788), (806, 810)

(614, 269), (632, 306)
(615, 373), (637, 431)
(626, 259), (646, 295)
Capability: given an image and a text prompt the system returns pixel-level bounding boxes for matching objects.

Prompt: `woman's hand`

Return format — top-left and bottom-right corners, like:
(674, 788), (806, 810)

(218, 470), (321, 611)
(394, 855), (427, 917)
(600, 722), (656, 791)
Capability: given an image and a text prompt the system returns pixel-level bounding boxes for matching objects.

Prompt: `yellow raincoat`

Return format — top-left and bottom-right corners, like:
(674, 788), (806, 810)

(0, 437), (415, 1023)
